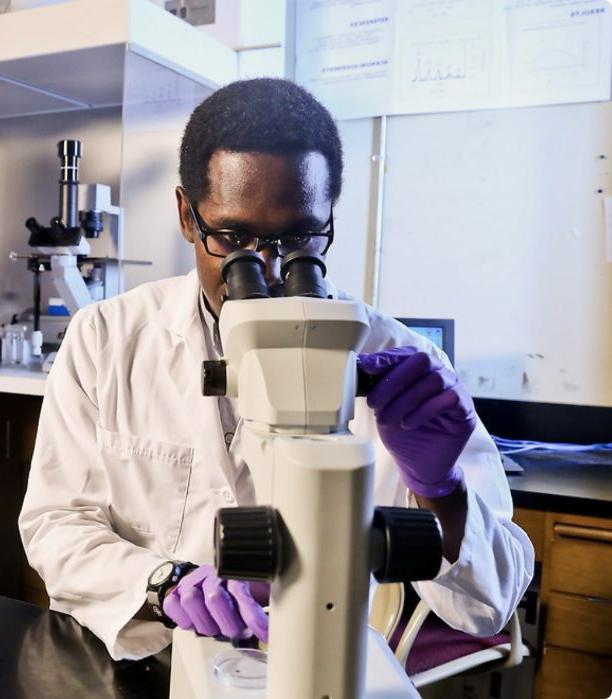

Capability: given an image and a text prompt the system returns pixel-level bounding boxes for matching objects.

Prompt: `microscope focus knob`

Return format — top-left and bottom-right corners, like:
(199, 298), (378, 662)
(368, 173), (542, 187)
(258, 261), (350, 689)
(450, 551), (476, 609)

(215, 506), (282, 581)
(372, 507), (443, 583)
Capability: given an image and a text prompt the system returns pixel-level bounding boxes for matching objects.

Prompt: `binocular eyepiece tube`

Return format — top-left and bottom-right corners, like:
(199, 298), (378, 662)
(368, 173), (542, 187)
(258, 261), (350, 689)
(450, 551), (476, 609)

(221, 249), (330, 302)
(221, 250), (270, 301)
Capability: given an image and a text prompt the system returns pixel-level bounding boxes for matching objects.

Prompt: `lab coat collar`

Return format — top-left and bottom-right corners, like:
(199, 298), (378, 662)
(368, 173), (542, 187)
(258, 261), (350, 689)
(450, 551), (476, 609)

(155, 268), (202, 343)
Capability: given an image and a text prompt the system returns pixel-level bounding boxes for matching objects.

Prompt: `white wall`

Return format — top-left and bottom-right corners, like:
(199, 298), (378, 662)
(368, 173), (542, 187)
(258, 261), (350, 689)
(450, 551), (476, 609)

(119, 50), (215, 290)
(325, 118), (377, 300)
(376, 102), (612, 407)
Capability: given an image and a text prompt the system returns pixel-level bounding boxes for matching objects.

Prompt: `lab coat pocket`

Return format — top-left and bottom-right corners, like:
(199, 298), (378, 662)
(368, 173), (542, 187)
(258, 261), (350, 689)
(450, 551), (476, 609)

(95, 425), (194, 555)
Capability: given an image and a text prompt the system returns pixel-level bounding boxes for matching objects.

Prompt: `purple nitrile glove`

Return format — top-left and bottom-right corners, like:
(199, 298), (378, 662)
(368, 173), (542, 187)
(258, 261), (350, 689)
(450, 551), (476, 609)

(163, 565), (269, 643)
(358, 346), (477, 499)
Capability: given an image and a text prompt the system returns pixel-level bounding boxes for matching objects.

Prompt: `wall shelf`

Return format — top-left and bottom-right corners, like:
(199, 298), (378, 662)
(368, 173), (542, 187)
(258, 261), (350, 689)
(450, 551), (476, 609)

(0, 0), (237, 119)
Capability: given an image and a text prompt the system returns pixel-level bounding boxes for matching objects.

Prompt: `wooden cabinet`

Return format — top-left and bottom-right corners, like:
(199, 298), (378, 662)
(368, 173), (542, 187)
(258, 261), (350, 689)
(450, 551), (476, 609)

(545, 592), (612, 657)
(546, 517), (612, 599)
(514, 507), (545, 561)
(537, 647), (612, 699)
(514, 509), (612, 699)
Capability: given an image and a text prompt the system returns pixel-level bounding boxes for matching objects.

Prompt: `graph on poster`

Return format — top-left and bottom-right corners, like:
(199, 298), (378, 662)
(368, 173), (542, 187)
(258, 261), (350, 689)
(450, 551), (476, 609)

(397, 35), (494, 110)
(508, 9), (608, 94)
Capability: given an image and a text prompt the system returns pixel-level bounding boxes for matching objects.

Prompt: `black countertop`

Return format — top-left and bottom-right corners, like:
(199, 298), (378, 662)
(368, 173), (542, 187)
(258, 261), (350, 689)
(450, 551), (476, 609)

(0, 597), (170, 699)
(506, 450), (612, 517)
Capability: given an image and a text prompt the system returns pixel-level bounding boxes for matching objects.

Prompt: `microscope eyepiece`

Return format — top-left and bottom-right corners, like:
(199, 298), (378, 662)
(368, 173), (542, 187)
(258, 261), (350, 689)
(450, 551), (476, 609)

(280, 251), (329, 299)
(221, 250), (270, 301)
(57, 139), (82, 162)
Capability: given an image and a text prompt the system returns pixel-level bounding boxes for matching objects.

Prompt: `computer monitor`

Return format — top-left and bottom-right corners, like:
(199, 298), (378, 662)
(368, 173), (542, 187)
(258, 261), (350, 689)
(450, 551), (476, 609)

(396, 318), (455, 366)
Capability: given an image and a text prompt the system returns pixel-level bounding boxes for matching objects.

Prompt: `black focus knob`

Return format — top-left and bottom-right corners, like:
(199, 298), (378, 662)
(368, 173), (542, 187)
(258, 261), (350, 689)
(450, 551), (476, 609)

(202, 360), (227, 396)
(372, 507), (443, 583)
(215, 506), (281, 581)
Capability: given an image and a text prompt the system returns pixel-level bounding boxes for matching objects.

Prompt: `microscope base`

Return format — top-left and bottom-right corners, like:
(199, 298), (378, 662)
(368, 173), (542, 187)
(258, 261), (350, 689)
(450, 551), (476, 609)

(169, 625), (420, 699)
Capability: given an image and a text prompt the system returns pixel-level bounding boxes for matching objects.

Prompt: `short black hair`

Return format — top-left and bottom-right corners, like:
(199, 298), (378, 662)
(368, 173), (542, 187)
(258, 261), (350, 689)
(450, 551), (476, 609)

(179, 78), (343, 204)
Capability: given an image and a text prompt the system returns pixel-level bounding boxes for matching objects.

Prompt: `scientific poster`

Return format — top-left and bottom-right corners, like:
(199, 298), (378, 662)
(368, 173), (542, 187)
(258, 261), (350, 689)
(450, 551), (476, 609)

(295, 0), (612, 119)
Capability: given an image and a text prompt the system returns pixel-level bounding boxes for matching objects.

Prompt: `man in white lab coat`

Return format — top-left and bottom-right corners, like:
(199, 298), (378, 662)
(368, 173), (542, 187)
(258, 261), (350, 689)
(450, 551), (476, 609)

(19, 79), (533, 661)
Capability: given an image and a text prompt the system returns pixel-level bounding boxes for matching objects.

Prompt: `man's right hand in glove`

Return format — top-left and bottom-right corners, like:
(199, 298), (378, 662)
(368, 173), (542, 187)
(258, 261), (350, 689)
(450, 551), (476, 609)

(163, 564), (269, 643)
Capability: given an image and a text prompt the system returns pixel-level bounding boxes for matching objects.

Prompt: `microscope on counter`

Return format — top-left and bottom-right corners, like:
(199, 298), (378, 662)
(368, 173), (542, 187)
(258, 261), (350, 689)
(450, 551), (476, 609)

(170, 250), (443, 699)
(8, 139), (147, 369)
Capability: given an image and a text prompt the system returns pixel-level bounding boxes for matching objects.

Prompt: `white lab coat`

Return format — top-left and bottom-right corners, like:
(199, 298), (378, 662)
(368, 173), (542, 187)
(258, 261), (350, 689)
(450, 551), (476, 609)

(19, 269), (534, 660)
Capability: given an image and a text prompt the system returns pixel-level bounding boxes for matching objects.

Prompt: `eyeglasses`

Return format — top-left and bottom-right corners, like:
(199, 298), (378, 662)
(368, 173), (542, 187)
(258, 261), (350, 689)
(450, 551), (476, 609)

(188, 203), (334, 258)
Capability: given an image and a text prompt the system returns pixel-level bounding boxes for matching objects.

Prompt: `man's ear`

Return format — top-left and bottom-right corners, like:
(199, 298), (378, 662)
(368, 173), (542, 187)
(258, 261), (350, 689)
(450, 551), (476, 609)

(176, 186), (196, 244)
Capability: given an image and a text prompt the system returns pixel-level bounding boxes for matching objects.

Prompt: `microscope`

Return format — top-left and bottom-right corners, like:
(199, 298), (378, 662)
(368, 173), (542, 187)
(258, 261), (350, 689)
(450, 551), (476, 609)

(170, 250), (443, 699)
(8, 139), (146, 364)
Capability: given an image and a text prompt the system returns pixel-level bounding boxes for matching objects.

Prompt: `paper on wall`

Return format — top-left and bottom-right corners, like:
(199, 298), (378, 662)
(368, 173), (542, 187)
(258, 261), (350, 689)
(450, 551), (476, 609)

(295, 0), (612, 119)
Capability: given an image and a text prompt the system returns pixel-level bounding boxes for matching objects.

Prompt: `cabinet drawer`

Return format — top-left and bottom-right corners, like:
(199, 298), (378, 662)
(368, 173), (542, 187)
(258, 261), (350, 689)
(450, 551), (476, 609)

(537, 646), (612, 699)
(548, 520), (612, 598)
(546, 591), (612, 657)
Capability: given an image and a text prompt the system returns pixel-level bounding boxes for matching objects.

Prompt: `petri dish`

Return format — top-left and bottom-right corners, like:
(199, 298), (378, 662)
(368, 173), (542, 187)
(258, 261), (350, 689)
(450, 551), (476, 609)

(209, 647), (267, 697)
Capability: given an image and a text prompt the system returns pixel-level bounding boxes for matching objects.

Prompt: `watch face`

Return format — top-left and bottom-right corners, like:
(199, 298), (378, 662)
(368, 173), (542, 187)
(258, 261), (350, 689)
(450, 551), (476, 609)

(150, 562), (174, 586)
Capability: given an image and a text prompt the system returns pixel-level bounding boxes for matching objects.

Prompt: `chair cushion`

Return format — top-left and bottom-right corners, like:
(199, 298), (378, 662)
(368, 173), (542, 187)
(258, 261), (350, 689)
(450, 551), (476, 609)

(390, 611), (510, 675)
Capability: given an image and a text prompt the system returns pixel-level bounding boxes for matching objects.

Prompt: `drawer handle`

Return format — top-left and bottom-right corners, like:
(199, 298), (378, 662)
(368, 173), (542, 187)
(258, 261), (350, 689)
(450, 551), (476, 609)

(554, 523), (612, 544)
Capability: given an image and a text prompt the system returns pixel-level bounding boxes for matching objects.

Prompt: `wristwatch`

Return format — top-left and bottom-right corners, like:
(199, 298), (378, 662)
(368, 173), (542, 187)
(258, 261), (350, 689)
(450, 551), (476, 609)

(146, 560), (197, 628)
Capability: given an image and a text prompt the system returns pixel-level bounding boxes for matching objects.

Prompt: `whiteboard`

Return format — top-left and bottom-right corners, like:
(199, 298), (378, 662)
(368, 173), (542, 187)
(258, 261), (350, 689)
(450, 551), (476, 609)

(375, 100), (612, 407)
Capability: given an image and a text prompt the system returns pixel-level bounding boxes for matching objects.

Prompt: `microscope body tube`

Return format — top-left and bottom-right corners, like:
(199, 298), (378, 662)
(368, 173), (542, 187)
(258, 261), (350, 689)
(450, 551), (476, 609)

(243, 429), (375, 699)
(57, 139), (82, 229)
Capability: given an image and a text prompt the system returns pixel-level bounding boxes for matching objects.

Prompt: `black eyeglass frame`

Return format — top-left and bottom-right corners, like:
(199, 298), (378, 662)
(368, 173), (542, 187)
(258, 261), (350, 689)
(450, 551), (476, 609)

(188, 202), (335, 259)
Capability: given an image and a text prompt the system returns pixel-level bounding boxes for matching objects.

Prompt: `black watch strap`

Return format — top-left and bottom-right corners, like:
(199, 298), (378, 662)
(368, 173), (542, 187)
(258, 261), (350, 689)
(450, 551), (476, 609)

(146, 560), (197, 628)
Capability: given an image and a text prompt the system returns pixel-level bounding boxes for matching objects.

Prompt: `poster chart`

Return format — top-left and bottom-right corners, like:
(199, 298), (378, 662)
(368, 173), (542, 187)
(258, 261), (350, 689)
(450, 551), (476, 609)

(295, 0), (612, 119)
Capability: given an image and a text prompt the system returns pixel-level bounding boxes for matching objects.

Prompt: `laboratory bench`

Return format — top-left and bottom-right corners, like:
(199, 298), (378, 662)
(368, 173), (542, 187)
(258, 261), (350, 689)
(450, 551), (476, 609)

(0, 366), (46, 397)
(0, 596), (171, 699)
(1, 386), (611, 698)
(506, 449), (612, 519)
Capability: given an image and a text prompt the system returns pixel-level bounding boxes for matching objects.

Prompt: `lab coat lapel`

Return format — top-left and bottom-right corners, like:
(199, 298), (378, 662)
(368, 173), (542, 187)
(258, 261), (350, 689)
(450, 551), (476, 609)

(154, 270), (236, 491)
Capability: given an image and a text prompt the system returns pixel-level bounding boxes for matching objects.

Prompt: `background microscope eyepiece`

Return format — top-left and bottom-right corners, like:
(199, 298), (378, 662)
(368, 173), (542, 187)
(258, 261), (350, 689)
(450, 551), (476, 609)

(221, 250), (270, 301)
(57, 139), (82, 229)
(280, 251), (329, 299)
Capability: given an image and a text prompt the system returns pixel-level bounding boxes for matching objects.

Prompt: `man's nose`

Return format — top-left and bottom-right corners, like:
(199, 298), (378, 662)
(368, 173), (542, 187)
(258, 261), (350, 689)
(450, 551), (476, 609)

(259, 245), (282, 285)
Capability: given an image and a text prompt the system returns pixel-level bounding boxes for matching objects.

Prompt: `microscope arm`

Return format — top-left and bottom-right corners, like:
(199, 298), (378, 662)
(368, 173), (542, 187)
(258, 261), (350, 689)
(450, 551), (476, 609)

(49, 254), (93, 314)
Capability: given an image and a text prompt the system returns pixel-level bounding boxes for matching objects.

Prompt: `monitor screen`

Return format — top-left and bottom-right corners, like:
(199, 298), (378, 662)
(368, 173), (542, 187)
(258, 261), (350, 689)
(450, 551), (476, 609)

(396, 318), (455, 366)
